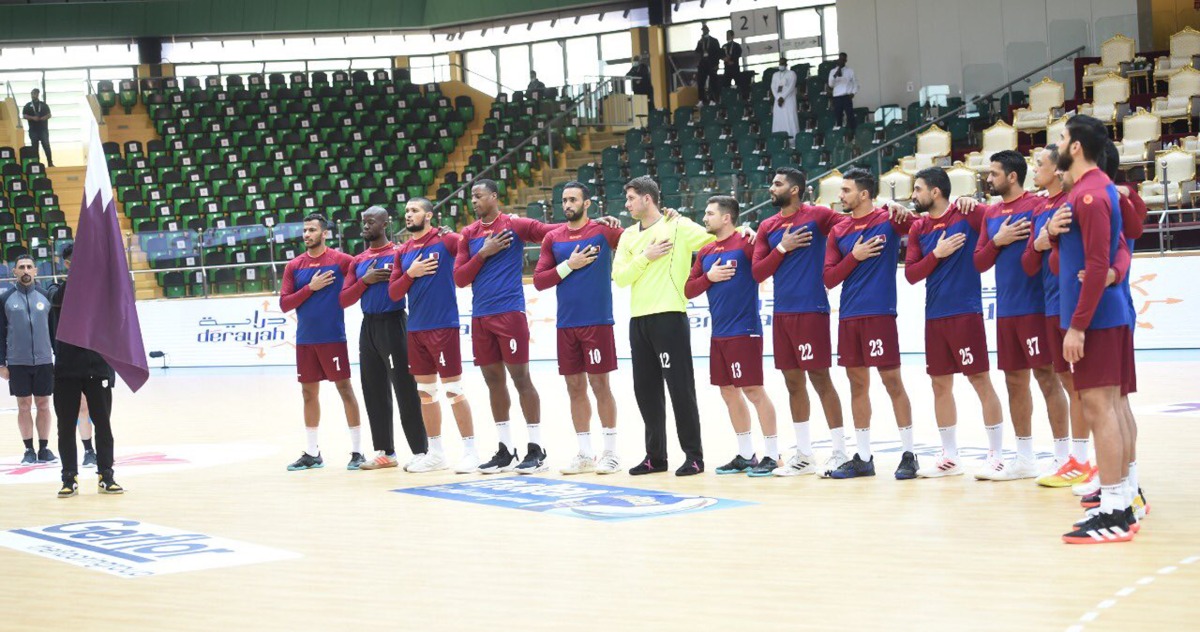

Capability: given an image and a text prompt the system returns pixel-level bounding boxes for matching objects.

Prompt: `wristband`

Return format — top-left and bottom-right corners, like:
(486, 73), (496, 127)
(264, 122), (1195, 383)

(776, 244), (787, 255)
(556, 261), (573, 279)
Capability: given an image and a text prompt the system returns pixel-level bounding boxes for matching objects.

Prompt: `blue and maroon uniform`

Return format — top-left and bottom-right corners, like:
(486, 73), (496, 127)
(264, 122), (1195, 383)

(1021, 191), (1070, 373)
(281, 247), (354, 383)
(687, 232), (762, 387)
(390, 230), (464, 378)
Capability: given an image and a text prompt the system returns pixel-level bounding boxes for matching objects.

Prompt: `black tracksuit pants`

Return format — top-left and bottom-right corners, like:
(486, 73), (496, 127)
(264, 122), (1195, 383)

(55, 376), (113, 479)
(359, 311), (426, 455)
(629, 312), (703, 464)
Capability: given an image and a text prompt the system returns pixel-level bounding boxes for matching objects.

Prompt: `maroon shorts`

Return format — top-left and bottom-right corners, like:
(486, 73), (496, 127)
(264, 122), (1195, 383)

(773, 312), (832, 371)
(710, 336), (765, 387)
(296, 342), (351, 383)
(924, 313), (990, 376)
(837, 315), (900, 370)
(471, 312), (530, 366)
(996, 314), (1051, 371)
(1070, 326), (1129, 391)
(1044, 315), (1069, 373)
(408, 328), (463, 378)
(1121, 326), (1137, 396)
(557, 325), (618, 375)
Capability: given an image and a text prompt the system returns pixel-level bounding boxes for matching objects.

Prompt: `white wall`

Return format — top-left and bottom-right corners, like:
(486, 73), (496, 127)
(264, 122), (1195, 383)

(837, 0), (1141, 108)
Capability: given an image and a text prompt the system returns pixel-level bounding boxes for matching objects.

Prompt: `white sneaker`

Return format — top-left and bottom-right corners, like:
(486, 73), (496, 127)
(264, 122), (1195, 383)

(595, 451), (621, 474)
(454, 451), (480, 474)
(917, 454), (963, 478)
(561, 453), (597, 475)
(818, 450), (849, 478)
(1042, 456), (1068, 476)
(407, 451), (448, 473)
(1073, 477), (1101, 497)
(975, 455), (1039, 481)
(772, 451), (816, 476)
(404, 453), (425, 472)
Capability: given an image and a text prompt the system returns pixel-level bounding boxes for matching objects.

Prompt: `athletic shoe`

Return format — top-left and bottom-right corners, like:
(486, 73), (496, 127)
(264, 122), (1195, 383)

(405, 453), (424, 471)
(894, 451), (919, 480)
(917, 454), (963, 478)
(286, 452), (324, 471)
(514, 443), (548, 474)
(628, 456), (668, 475)
(828, 454), (875, 479)
(772, 452), (816, 477)
(1134, 489), (1150, 517)
(407, 451), (448, 473)
(20, 448), (36, 465)
(595, 451), (621, 475)
(1073, 477), (1100, 497)
(715, 454), (757, 475)
(560, 453), (596, 475)
(1072, 507), (1140, 534)
(37, 448), (57, 464)
(1062, 511), (1134, 544)
(975, 455), (1038, 481)
(819, 451), (850, 478)
(747, 456), (778, 477)
(81, 450), (97, 468)
(453, 451), (480, 474)
(674, 460), (704, 476)
(57, 476), (78, 499)
(478, 443), (519, 474)
(1080, 491), (1100, 509)
(97, 474), (124, 495)
(1126, 507), (1142, 533)
(360, 451), (399, 471)
(1036, 456), (1093, 488)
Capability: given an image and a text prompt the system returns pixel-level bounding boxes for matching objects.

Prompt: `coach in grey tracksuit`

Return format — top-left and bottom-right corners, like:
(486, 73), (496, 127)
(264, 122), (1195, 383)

(0, 255), (56, 464)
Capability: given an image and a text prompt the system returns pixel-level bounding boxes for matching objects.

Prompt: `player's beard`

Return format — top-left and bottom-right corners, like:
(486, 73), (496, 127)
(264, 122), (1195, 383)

(770, 192), (789, 208)
(1056, 149), (1074, 174)
(564, 207), (584, 223)
(18, 274), (31, 284)
(407, 219), (426, 233)
(912, 196), (933, 214)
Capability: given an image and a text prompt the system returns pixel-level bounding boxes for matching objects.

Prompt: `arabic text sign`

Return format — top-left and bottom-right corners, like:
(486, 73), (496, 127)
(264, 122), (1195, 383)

(394, 477), (751, 522)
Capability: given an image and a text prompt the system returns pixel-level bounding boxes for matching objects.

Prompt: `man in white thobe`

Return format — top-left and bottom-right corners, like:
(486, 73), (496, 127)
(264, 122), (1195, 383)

(771, 59), (799, 143)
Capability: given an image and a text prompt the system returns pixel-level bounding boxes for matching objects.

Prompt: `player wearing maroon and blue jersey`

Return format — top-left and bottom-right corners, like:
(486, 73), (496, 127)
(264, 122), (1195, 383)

(752, 167), (847, 477)
(532, 182), (624, 476)
(389, 197), (478, 475)
(686, 196), (779, 477)
(965, 150), (1069, 482)
(904, 167), (1003, 479)
(822, 168), (918, 480)
(279, 213), (363, 472)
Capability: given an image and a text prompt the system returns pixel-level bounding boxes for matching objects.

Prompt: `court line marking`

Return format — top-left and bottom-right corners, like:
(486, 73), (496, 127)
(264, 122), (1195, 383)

(1065, 553), (1198, 631)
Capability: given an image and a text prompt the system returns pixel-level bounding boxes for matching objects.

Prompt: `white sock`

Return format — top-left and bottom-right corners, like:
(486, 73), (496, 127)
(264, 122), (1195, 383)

(985, 423), (1004, 455)
(349, 425), (362, 454)
(429, 435), (444, 456)
(898, 425), (914, 453)
(496, 421), (513, 452)
(1016, 436), (1034, 460)
(1053, 437), (1069, 462)
(527, 423), (542, 446)
(305, 427), (319, 457)
(1120, 477), (1132, 507)
(736, 431), (754, 459)
(938, 425), (958, 459)
(1128, 461), (1138, 492)
(462, 435), (476, 454)
(831, 429), (846, 455)
(764, 435), (779, 460)
(793, 421), (812, 456)
(577, 432), (593, 458)
(602, 428), (617, 453)
(855, 428), (872, 460)
(1100, 483), (1124, 514)
(1071, 438), (1090, 463)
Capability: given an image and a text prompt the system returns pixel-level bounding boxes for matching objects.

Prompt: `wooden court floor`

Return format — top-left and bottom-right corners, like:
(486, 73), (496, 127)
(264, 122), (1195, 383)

(1, 353), (1198, 631)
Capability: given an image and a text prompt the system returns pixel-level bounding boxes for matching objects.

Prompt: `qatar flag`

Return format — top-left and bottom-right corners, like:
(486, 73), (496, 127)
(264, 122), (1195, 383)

(56, 121), (149, 391)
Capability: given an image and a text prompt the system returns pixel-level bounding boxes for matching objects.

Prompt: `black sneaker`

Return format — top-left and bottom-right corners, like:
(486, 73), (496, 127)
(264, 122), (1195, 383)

(82, 450), (97, 468)
(628, 456), (668, 475)
(20, 448), (36, 465)
(894, 451), (919, 480)
(97, 473), (125, 495)
(478, 443), (519, 474)
(675, 459), (704, 476)
(747, 456), (778, 477)
(514, 443), (548, 474)
(1081, 491), (1100, 509)
(287, 452), (324, 471)
(715, 454), (757, 475)
(1063, 510), (1134, 544)
(346, 452), (366, 470)
(37, 447), (57, 463)
(57, 476), (78, 499)
(828, 453), (876, 479)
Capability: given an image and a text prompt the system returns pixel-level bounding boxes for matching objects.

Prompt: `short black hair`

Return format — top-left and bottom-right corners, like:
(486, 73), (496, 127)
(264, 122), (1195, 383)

(1100, 139), (1121, 181)
(843, 167), (877, 199)
(303, 213), (329, 229)
(15, 254), (34, 266)
(561, 180), (591, 199)
(707, 195), (739, 222)
(1065, 114), (1109, 163)
(838, 52), (847, 59)
(990, 149), (1027, 186)
(61, 244), (73, 261)
(624, 175), (661, 205)
(471, 178), (498, 195)
(914, 167), (952, 201)
(407, 197), (434, 214)
(775, 166), (806, 192)
(726, 30), (734, 37)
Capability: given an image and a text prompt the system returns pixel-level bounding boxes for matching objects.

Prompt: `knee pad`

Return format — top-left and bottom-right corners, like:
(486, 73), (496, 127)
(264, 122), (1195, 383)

(416, 382), (439, 403)
(443, 381), (467, 404)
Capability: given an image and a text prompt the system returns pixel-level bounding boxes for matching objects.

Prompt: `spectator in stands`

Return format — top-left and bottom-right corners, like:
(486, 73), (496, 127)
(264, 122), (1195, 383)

(829, 52), (859, 133)
(771, 58), (799, 143)
(527, 72), (546, 98)
(695, 23), (722, 105)
(628, 54), (654, 110)
(1, 255), (56, 466)
(722, 30), (746, 98)
(23, 89), (54, 167)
